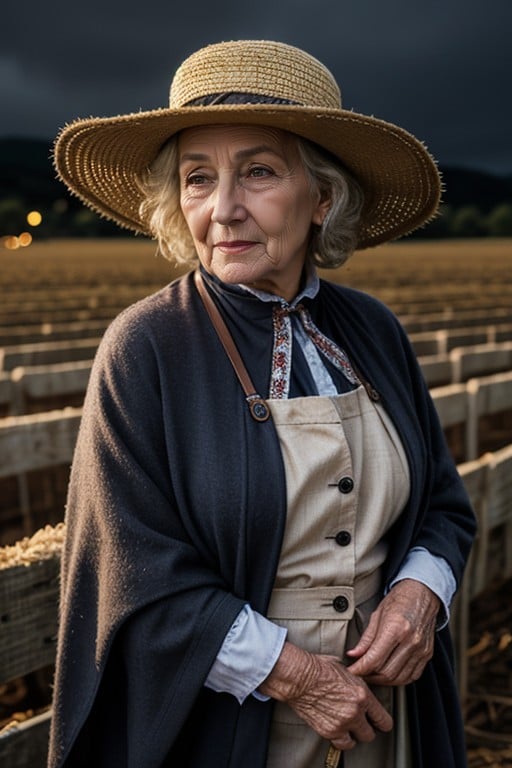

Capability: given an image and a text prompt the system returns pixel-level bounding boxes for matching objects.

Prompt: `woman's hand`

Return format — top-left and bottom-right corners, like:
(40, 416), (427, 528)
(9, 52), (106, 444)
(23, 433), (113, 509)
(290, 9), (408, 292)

(258, 642), (393, 751)
(346, 579), (440, 686)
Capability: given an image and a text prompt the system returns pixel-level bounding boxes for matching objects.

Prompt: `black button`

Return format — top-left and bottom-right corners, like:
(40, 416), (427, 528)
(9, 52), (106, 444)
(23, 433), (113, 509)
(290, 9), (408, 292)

(338, 477), (354, 494)
(335, 530), (351, 546)
(333, 595), (349, 613)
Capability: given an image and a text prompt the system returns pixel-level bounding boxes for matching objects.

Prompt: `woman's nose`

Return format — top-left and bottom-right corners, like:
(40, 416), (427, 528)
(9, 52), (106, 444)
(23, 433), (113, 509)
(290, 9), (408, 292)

(211, 178), (247, 224)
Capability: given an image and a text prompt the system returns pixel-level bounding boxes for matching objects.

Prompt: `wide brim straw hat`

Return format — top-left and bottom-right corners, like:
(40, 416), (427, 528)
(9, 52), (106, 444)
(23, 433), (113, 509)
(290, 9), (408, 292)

(54, 40), (441, 249)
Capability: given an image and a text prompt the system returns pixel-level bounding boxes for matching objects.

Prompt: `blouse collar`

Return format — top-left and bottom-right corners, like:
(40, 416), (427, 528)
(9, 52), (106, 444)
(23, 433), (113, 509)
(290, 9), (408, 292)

(234, 262), (320, 307)
(199, 262), (319, 313)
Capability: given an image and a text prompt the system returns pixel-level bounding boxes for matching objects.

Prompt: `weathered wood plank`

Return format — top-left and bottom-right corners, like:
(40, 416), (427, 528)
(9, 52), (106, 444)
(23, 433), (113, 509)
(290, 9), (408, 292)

(401, 308), (512, 335)
(0, 408), (82, 477)
(451, 456), (489, 699)
(0, 557), (60, 685)
(0, 339), (101, 372)
(419, 354), (452, 386)
(486, 443), (512, 527)
(451, 342), (512, 383)
(442, 328), (494, 353)
(468, 370), (512, 414)
(0, 306), (119, 327)
(0, 319), (109, 347)
(485, 444), (512, 585)
(11, 362), (92, 401)
(458, 456), (492, 600)
(431, 383), (468, 428)
(466, 371), (512, 459)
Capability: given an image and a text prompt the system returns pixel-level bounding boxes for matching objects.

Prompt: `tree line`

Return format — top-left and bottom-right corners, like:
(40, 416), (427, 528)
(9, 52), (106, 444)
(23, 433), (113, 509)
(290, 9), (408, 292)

(420, 202), (512, 239)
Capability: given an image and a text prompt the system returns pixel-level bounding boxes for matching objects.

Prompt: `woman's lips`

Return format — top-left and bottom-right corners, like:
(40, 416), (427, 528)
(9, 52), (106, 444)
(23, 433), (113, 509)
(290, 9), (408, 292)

(214, 240), (257, 254)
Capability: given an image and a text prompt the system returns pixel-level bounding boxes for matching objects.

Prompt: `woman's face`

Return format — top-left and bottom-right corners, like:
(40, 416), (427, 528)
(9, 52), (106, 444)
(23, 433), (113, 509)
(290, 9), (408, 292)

(178, 125), (328, 300)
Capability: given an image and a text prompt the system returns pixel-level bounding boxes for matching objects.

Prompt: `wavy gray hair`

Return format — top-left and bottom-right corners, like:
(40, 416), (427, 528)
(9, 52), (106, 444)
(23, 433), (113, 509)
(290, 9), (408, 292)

(139, 132), (364, 269)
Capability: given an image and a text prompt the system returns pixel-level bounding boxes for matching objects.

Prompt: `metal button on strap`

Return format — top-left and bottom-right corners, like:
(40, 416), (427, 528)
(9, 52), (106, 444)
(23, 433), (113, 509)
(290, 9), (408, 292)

(333, 595), (349, 613)
(248, 397), (270, 422)
(335, 530), (352, 546)
(337, 476), (354, 494)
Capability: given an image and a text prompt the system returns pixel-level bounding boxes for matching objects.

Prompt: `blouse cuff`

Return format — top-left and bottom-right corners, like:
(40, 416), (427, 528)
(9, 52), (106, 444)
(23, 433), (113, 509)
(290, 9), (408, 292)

(388, 546), (457, 628)
(204, 604), (287, 704)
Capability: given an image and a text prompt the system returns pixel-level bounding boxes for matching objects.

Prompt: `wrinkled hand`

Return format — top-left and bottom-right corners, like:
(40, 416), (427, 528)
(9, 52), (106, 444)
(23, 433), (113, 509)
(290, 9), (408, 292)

(346, 579), (440, 686)
(259, 642), (393, 752)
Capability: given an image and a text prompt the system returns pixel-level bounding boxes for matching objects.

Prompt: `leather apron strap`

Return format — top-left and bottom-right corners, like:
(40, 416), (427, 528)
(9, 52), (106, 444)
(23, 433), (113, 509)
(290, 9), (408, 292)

(194, 270), (271, 422)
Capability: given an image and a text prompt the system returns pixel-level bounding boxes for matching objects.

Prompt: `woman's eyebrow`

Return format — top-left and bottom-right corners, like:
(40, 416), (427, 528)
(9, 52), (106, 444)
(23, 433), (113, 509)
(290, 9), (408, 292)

(179, 152), (210, 165)
(234, 145), (281, 160)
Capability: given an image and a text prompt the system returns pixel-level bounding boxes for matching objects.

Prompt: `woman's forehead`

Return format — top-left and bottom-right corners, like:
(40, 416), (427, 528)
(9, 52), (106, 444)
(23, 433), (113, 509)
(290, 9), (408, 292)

(178, 124), (295, 155)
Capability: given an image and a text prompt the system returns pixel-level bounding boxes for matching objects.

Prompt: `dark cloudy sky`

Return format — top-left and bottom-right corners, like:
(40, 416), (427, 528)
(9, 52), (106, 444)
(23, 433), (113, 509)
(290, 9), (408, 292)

(3, 0), (511, 175)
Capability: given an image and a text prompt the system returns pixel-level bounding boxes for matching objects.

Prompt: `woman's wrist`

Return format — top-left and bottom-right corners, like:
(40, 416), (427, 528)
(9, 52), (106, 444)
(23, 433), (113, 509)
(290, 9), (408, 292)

(258, 641), (317, 702)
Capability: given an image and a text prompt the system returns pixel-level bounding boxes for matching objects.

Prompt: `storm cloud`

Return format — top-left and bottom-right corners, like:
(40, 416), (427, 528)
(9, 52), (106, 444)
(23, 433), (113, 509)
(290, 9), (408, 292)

(2, 0), (511, 174)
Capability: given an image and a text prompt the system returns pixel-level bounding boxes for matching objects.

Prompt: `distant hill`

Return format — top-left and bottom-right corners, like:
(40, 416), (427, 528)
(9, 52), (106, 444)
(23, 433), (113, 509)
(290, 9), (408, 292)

(0, 138), (65, 206)
(439, 166), (512, 212)
(1, 135), (511, 216)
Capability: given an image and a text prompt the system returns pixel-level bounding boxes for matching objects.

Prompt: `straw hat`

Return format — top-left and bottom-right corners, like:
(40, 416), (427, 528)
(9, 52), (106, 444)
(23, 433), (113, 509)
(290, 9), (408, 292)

(54, 40), (441, 249)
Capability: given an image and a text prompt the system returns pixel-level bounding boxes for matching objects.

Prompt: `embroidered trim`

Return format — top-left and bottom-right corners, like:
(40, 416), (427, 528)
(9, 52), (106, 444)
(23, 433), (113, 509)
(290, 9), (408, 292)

(270, 307), (293, 399)
(269, 304), (359, 399)
(297, 305), (359, 386)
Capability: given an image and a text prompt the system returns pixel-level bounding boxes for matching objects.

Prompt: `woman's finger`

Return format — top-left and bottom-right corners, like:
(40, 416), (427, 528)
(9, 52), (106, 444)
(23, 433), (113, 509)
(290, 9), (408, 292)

(331, 734), (356, 751)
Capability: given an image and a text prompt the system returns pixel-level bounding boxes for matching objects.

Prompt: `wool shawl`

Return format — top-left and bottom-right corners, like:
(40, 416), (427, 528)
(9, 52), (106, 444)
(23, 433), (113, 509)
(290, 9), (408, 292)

(48, 270), (476, 768)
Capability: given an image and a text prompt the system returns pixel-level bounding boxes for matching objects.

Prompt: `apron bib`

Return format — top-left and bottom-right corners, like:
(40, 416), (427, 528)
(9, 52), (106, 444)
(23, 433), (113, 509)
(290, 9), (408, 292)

(265, 386), (411, 768)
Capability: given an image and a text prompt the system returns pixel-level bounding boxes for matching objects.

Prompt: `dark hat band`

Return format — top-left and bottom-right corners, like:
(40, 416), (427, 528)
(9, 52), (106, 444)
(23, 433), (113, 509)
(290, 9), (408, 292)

(184, 92), (300, 106)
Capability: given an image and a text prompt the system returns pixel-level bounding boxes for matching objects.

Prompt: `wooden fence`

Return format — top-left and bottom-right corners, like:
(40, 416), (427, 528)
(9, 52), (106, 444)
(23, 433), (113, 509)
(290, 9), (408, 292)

(400, 307), (512, 335)
(409, 323), (512, 357)
(1, 338), (512, 417)
(1, 366), (511, 460)
(419, 342), (512, 387)
(0, 526), (64, 767)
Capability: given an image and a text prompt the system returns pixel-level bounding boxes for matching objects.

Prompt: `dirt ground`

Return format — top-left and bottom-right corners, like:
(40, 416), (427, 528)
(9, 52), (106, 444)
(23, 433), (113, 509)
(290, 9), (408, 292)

(466, 576), (512, 767)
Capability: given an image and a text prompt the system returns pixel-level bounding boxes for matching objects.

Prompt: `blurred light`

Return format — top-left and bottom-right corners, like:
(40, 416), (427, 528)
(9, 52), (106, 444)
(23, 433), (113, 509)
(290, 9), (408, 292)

(18, 232), (33, 247)
(3, 236), (20, 250)
(27, 210), (42, 226)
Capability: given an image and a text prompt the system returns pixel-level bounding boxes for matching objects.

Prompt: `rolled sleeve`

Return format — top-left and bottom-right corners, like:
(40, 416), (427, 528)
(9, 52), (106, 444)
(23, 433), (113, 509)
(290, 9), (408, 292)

(389, 546), (457, 628)
(204, 604), (287, 704)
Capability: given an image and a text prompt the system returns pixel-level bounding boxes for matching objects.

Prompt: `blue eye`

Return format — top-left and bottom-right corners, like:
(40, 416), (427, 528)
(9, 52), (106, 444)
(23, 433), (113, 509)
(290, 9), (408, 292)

(249, 166), (272, 177)
(186, 173), (209, 186)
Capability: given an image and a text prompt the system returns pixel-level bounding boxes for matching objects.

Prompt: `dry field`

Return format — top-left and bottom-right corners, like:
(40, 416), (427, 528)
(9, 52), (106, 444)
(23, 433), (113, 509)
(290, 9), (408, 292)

(0, 237), (180, 294)
(1, 237), (511, 342)
(1, 235), (511, 295)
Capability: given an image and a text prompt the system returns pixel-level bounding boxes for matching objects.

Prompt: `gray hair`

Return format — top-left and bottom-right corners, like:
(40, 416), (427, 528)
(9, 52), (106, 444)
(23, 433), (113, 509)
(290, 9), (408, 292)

(139, 132), (364, 269)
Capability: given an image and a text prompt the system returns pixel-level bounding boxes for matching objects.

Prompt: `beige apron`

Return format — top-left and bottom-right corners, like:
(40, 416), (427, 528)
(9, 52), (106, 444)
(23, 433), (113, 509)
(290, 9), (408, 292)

(265, 386), (412, 768)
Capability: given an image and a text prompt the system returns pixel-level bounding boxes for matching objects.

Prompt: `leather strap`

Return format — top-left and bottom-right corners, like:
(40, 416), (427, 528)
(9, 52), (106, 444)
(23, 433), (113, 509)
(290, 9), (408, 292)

(194, 270), (270, 422)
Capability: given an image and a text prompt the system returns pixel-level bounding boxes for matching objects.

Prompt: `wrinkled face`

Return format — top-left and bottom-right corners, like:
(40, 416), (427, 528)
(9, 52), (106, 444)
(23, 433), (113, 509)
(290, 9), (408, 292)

(178, 125), (328, 300)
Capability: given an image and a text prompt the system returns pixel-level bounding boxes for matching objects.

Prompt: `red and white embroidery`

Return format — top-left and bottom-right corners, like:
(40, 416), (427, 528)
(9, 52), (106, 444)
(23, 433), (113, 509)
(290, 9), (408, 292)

(269, 304), (359, 399)
(270, 307), (293, 399)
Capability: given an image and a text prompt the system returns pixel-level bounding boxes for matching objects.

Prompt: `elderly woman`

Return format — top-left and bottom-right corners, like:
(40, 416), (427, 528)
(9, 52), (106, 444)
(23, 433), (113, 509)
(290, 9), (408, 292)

(49, 40), (475, 768)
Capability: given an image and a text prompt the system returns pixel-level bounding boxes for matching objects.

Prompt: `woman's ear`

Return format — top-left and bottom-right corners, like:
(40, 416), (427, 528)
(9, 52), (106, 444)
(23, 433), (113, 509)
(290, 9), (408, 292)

(312, 189), (331, 226)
